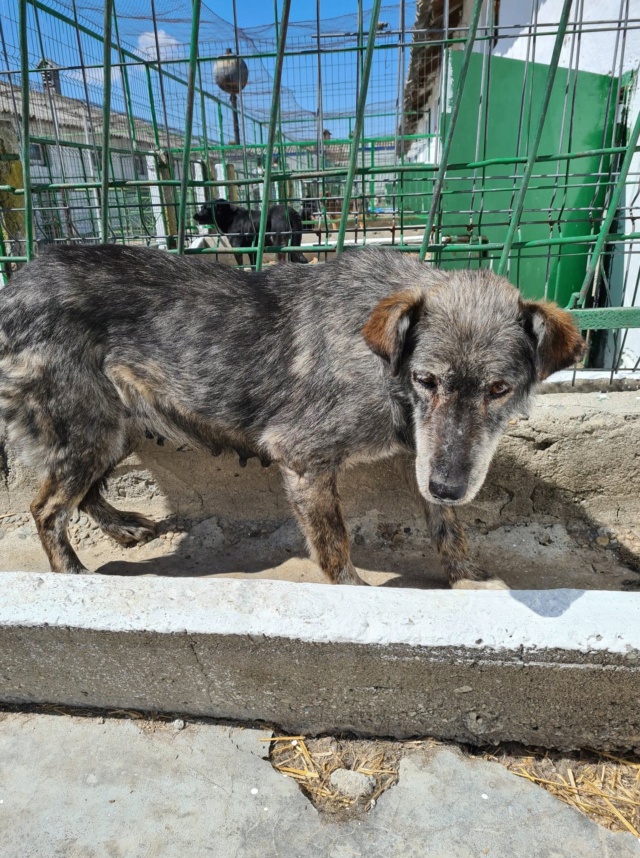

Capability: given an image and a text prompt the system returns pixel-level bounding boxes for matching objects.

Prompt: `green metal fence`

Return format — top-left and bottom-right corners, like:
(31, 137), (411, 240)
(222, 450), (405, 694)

(1, 0), (640, 373)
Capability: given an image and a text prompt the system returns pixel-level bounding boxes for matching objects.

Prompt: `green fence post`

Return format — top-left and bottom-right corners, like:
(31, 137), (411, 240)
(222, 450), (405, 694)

(113, 0), (153, 242)
(18, 0), (33, 260)
(144, 65), (161, 149)
(198, 62), (211, 189)
(177, 0), (202, 254)
(335, 0), (382, 254)
(570, 106), (640, 308)
(496, 0), (573, 276)
(100, 0), (114, 242)
(418, 0), (484, 261)
(255, 0), (292, 270)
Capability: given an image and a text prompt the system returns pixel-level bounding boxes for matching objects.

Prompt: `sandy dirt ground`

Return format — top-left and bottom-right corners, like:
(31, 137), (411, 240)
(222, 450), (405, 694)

(1, 499), (637, 591)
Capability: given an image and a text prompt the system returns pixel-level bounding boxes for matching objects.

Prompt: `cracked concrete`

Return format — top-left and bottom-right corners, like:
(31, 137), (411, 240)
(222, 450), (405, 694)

(186, 634), (215, 707)
(1, 713), (638, 858)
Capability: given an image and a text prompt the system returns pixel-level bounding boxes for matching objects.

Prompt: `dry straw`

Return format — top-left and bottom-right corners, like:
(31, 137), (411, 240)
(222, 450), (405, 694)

(269, 732), (640, 835)
(478, 747), (640, 837)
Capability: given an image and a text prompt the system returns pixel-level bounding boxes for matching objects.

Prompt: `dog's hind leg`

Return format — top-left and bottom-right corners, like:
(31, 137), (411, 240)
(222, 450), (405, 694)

(30, 466), (105, 574)
(10, 362), (136, 572)
(401, 458), (508, 589)
(282, 467), (366, 585)
(80, 482), (157, 547)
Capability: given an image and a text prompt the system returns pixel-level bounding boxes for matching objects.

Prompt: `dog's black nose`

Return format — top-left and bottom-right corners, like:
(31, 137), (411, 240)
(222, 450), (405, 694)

(428, 479), (466, 502)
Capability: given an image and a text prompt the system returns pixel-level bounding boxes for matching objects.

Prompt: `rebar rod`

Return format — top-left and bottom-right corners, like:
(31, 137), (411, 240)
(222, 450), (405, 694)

(496, 0), (573, 275)
(419, 0), (484, 260)
(335, 0), (382, 254)
(177, 0), (202, 254)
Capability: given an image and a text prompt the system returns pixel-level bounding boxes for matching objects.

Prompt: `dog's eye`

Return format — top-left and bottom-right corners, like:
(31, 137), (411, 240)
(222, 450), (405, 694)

(488, 381), (511, 398)
(413, 372), (438, 392)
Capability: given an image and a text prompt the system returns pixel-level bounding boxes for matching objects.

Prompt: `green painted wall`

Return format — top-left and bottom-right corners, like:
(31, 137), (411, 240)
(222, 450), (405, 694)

(406, 50), (618, 304)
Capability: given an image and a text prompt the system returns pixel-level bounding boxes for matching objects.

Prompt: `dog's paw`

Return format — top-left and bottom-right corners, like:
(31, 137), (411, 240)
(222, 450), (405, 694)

(334, 566), (370, 586)
(452, 577), (509, 590)
(108, 513), (158, 547)
(62, 566), (91, 575)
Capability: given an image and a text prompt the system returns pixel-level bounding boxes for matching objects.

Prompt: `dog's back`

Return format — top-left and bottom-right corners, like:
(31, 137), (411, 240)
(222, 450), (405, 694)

(0, 246), (409, 464)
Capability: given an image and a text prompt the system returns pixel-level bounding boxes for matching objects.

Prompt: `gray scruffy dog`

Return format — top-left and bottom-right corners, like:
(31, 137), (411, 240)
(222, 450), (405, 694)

(0, 246), (584, 587)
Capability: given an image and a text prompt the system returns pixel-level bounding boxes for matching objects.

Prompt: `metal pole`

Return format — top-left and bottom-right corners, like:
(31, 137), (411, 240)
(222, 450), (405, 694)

(255, 0), (292, 270)
(316, 0), (324, 172)
(198, 61), (211, 191)
(570, 105), (640, 308)
(177, 0), (202, 254)
(273, 0), (291, 234)
(230, 93), (240, 145)
(100, 0), (114, 242)
(335, 0), (382, 254)
(418, 0), (484, 261)
(496, 0), (573, 275)
(150, 0), (177, 243)
(19, 0), (33, 260)
(144, 65), (161, 149)
(113, 0), (153, 240)
(231, 0), (254, 215)
(71, 0), (101, 239)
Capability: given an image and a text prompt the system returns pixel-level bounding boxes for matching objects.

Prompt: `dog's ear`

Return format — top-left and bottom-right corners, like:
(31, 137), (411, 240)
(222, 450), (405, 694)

(522, 300), (586, 380)
(362, 288), (425, 376)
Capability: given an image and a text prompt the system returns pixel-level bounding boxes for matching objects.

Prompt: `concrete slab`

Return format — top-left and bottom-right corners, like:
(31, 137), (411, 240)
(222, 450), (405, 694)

(1, 573), (639, 749)
(1, 713), (638, 858)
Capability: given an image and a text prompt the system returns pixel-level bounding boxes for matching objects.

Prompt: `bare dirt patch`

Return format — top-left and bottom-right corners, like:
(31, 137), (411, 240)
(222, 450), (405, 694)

(269, 733), (640, 834)
(1, 504), (637, 591)
(268, 735), (408, 817)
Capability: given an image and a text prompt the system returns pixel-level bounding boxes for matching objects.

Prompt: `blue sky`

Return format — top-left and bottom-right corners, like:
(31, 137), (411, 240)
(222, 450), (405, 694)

(216, 0), (376, 30)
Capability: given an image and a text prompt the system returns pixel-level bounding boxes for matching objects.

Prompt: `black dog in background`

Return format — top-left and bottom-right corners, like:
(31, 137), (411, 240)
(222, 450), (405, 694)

(194, 199), (309, 266)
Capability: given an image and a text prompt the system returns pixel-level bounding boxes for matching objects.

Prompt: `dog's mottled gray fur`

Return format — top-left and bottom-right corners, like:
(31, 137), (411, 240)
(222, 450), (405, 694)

(0, 245), (585, 586)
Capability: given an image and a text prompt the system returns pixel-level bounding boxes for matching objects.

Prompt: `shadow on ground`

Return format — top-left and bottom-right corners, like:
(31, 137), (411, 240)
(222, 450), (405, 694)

(78, 446), (640, 593)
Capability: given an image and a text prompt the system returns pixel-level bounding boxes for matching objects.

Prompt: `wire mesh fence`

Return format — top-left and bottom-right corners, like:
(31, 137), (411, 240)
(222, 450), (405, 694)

(0, 0), (639, 374)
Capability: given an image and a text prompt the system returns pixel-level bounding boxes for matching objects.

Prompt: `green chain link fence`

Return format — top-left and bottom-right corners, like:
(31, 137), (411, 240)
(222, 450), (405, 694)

(1, 0), (639, 371)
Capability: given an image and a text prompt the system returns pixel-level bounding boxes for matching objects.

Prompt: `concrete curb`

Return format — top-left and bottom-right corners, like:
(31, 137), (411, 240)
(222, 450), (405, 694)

(1, 572), (639, 751)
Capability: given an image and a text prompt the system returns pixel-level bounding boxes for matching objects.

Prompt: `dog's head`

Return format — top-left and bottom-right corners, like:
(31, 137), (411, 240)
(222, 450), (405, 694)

(362, 268), (585, 506)
(193, 199), (235, 232)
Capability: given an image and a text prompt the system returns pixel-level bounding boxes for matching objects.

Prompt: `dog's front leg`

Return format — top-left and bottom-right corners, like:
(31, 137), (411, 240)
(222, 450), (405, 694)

(281, 466), (367, 585)
(426, 503), (507, 589)
(400, 458), (508, 589)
